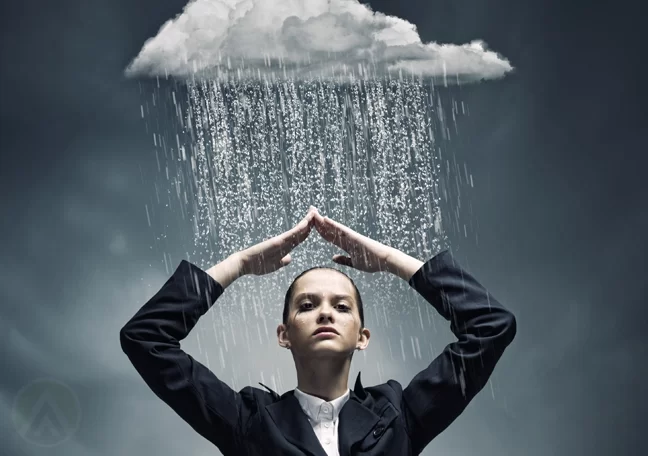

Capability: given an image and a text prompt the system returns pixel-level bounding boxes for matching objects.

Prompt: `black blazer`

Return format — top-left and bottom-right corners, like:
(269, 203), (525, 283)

(120, 250), (516, 455)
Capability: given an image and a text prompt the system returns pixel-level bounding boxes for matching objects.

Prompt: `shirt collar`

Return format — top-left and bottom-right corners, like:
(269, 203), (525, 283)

(293, 388), (350, 423)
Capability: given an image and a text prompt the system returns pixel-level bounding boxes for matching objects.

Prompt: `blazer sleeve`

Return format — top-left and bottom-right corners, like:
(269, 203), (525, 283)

(119, 260), (254, 453)
(401, 250), (517, 454)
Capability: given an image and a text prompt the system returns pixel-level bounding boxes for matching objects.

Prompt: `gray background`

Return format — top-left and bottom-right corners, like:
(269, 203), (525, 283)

(1, 1), (646, 455)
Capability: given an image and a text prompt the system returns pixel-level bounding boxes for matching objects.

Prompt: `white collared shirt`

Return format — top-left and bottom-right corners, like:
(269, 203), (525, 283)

(293, 388), (350, 456)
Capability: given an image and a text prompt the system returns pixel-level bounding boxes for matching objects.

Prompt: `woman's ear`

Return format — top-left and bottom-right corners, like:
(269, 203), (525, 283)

(277, 323), (290, 349)
(356, 327), (371, 351)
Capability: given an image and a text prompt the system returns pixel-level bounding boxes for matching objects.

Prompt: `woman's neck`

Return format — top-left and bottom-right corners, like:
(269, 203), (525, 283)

(293, 356), (351, 401)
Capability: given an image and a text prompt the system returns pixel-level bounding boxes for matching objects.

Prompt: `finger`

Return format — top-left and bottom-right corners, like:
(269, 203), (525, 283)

(280, 254), (292, 267)
(312, 213), (329, 235)
(314, 222), (338, 245)
(293, 210), (316, 234)
(332, 255), (353, 267)
(301, 212), (317, 234)
(285, 229), (309, 250)
(315, 215), (355, 251)
(320, 215), (355, 239)
(304, 208), (318, 225)
(313, 214), (340, 241)
(285, 211), (316, 248)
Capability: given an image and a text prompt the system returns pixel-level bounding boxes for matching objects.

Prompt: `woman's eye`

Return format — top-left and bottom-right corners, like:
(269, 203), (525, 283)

(298, 301), (350, 312)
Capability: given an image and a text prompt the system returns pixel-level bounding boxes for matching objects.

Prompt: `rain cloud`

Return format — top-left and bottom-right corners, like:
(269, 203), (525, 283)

(125, 0), (513, 83)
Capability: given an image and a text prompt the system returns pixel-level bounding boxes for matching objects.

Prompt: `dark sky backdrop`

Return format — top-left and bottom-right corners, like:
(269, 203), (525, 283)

(1, 1), (646, 455)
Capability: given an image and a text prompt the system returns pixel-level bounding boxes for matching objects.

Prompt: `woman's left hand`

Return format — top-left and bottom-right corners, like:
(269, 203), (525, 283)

(312, 212), (395, 273)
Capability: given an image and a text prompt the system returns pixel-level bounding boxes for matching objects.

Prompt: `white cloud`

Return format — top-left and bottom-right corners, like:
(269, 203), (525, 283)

(125, 0), (513, 83)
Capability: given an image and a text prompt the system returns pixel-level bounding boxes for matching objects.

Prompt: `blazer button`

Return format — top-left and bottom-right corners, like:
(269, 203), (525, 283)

(373, 426), (385, 438)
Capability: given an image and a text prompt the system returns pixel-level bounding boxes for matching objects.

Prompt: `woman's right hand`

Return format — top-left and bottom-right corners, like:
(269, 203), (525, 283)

(236, 206), (318, 276)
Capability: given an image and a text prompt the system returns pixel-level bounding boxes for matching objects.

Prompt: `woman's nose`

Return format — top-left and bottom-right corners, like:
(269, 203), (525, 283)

(317, 306), (335, 323)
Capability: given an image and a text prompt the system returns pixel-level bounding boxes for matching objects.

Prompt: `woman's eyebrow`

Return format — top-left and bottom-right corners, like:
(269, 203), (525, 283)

(294, 292), (354, 302)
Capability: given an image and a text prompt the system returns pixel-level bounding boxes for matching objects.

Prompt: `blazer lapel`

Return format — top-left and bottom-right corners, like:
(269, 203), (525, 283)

(337, 372), (381, 456)
(263, 373), (381, 456)
(266, 391), (328, 456)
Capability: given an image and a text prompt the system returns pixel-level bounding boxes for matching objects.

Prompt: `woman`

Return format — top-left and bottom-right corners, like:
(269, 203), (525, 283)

(120, 206), (516, 455)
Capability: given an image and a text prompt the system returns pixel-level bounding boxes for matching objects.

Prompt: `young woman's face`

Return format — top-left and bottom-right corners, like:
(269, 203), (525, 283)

(278, 269), (369, 358)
